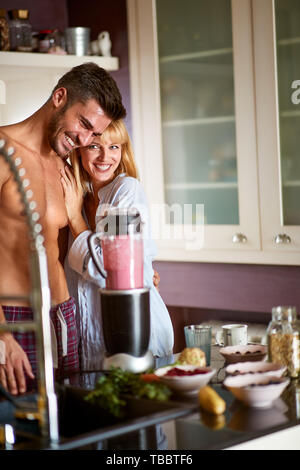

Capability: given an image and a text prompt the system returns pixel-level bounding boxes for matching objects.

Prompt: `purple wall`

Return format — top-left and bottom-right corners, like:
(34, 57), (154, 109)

(154, 261), (300, 314)
(0, 0), (69, 33)
(154, 261), (300, 352)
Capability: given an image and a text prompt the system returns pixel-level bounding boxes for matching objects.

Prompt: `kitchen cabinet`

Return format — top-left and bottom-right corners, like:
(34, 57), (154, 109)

(0, 51), (119, 125)
(127, 0), (300, 265)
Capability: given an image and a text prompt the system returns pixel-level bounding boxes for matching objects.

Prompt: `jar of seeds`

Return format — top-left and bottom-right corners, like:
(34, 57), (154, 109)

(267, 306), (300, 378)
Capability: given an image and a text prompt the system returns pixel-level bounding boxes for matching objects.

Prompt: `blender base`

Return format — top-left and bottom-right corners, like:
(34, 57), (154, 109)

(102, 350), (154, 373)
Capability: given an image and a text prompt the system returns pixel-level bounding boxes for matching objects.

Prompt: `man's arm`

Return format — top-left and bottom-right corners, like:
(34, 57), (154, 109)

(0, 158), (34, 394)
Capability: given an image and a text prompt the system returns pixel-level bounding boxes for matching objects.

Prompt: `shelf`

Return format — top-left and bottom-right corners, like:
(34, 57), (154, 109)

(165, 182), (238, 190)
(162, 115), (235, 128)
(280, 110), (300, 118)
(159, 47), (233, 64)
(283, 180), (300, 187)
(278, 37), (300, 46)
(0, 51), (119, 72)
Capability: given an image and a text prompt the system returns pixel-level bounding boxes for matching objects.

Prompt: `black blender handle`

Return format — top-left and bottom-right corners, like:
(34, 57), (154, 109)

(87, 232), (107, 279)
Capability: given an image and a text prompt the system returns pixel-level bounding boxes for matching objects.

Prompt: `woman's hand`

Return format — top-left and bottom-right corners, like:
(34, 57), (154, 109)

(60, 165), (88, 238)
(153, 269), (160, 292)
(60, 165), (83, 221)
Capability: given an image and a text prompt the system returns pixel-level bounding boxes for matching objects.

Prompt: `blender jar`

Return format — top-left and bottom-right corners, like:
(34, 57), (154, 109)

(88, 207), (144, 290)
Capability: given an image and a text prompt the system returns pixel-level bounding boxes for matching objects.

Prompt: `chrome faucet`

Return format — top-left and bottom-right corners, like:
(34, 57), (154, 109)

(0, 139), (59, 445)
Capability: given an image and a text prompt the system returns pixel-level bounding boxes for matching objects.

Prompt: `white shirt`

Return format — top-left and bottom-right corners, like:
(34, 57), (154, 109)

(64, 174), (174, 371)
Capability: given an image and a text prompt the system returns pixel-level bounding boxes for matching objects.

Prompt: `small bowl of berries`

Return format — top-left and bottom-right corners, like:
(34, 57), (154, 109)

(219, 344), (268, 364)
(154, 365), (216, 396)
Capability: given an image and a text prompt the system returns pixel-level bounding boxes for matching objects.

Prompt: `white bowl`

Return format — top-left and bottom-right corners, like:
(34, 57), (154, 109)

(225, 361), (286, 377)
(154, 365), (216, 396)
(219, 344), (268, 364)
(223, 373), (290, 408)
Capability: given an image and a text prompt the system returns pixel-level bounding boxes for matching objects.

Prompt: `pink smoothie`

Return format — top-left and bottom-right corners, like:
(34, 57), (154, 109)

(101, 235), (144, 289)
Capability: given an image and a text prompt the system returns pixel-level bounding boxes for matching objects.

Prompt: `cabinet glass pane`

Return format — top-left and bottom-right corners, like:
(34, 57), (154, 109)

(156, 0), (238, 225)
(275, 0), (300, 224)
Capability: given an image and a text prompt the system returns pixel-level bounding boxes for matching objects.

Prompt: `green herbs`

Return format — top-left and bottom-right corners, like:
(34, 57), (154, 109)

(84, 367), (171, 418)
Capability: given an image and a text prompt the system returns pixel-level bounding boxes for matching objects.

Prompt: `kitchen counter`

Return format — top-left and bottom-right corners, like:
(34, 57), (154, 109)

(1, 347), (300, 450)
(164, 346), (300, 450)
(99, 346), (300, 450)
(0, 371), (197, 450)
(168, 381), (300, 450)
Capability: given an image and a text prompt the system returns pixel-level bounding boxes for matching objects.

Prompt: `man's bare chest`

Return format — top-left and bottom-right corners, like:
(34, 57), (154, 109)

(44, 171), (68, 230)
(1, 153), (68, 231)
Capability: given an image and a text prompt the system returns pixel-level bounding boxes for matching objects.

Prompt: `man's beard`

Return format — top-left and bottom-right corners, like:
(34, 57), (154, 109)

(47, 104), (69, 158)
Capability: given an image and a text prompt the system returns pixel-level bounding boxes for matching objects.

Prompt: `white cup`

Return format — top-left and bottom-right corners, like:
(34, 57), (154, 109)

(216, 324), (248, 346)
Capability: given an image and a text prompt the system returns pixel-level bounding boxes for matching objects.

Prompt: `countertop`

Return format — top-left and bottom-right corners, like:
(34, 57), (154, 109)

(164, 345), (300, 450)
(63, 346), (300, 450)
(1, 346), (300, 450)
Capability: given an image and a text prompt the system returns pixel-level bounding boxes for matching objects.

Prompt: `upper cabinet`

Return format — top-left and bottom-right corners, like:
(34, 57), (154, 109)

(252, 0), (300, 258)
(127, 0), (300, 265)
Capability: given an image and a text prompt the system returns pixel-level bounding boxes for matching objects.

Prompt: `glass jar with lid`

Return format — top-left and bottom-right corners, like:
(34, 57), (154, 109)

(8, 9), (32, 52)
(38, 29), (65, 53)
(267, 306), (300, 378)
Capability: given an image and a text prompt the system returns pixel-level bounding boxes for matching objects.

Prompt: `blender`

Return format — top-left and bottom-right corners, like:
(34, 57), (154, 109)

(88, 207), (154, 373)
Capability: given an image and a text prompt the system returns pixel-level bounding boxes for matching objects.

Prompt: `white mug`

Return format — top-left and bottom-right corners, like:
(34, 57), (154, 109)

(216, 324), (248, 346)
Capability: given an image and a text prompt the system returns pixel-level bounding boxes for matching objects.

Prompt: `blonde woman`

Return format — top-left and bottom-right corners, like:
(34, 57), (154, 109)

(61, 120), (174, 372)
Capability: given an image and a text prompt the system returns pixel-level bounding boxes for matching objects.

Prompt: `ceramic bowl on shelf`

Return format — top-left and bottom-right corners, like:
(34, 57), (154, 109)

(225, 361), (286, 377)
(219, 344), (268, 364)
(223, 373), (290, 408)
(154, 365), (216, 396)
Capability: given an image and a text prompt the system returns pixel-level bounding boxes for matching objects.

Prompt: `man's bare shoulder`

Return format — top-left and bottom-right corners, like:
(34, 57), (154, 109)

(0, 125), (44, 195)
(0, 125), (29, 156)
(0, 123), (23, 142)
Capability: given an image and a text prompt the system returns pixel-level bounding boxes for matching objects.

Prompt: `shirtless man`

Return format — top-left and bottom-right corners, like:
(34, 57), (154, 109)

(0, 62), (126, 395)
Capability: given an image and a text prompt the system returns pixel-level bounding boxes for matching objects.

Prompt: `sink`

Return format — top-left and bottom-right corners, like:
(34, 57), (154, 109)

(0, 372), (197, 450)
(56, 384), (196, 449)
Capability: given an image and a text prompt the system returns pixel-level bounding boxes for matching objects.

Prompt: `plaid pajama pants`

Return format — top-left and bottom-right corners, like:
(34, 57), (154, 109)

(3, 297), (79, 389)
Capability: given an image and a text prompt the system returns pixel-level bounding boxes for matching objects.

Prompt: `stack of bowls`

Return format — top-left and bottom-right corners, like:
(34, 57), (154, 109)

(223, 360), (289, 408)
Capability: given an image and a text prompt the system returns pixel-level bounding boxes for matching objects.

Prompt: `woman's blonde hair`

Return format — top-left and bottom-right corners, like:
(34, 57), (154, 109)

(70, 119), (139, 193)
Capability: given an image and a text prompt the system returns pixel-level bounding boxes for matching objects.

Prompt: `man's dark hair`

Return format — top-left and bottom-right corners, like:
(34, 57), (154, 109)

(52, 62), (126, 120)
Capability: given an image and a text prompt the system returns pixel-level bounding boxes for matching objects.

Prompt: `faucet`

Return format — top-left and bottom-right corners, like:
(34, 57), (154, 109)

(0, 139), (59, 446)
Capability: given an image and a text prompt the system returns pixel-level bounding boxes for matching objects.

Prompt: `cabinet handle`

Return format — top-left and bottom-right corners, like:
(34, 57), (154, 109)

(232, 233), (247, 244)
(274, 233), (291, 244)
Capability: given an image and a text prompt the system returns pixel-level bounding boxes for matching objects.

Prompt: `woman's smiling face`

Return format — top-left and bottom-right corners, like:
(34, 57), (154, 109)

(80, 137), (122, 188)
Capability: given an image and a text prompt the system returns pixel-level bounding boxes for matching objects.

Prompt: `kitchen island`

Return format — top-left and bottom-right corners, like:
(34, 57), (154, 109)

(0, 346), (300, 450)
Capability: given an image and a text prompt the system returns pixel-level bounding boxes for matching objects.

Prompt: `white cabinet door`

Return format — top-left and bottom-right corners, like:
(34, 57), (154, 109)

(128, 0), (261, 263)
(127, 0), (300, 265)
(253, 0), (300, 265)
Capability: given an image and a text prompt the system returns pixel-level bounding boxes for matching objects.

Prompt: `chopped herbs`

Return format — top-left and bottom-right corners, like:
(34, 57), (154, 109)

(84, 367), (172, 418)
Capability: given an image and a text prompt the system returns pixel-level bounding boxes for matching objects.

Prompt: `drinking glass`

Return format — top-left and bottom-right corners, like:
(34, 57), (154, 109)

(184, 325), (212, 365)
